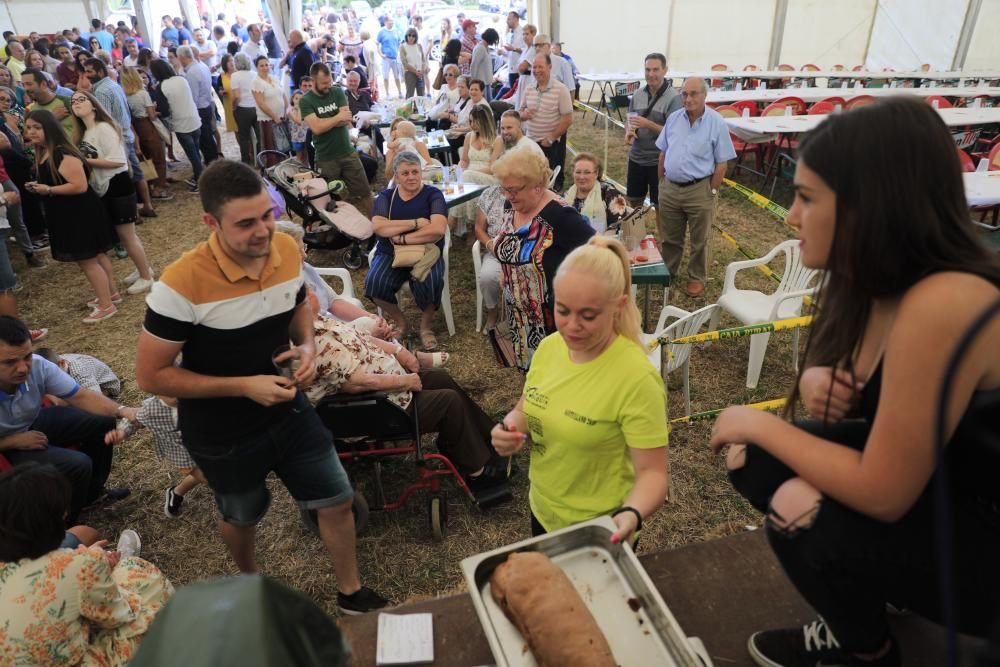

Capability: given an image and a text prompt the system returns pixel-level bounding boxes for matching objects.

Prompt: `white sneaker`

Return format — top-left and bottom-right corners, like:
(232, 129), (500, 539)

(126, 277), (155, 295)
(116, 529), (141, 558)
(123, 269), (140, 286)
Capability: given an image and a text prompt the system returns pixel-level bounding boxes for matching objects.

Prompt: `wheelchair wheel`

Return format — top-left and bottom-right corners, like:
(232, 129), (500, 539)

(428, 493), (448, 541)
(343, 244), (364, 270)
(300, 493), (370, 536)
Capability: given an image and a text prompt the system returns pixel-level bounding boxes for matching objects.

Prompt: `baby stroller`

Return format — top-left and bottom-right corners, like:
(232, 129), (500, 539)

(256, 150), (372, 270)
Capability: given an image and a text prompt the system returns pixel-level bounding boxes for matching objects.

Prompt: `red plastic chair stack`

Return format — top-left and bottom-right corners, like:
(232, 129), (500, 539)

(715, 104), (767, 178)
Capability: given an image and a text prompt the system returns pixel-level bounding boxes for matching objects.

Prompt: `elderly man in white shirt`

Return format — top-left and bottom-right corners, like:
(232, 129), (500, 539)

(532, 34), (574, 92)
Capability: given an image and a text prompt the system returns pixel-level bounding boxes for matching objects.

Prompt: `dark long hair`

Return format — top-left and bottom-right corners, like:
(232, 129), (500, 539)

(443, 38), (461, 64)
(25, 109), (90, 184)
(0, 462), (72, 561)
(786, 96), (1000, 414)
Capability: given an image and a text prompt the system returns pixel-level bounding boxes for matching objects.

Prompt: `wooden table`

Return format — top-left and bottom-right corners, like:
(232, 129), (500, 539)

(338, 530), (976, 666)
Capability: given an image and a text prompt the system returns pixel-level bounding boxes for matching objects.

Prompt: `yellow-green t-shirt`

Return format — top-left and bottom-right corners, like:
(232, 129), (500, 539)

(523, 333), (668, 532)
(28, 95), (77, 142)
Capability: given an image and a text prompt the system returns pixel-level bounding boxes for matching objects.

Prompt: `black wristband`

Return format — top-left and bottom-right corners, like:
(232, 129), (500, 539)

(611, 506), (642, 532)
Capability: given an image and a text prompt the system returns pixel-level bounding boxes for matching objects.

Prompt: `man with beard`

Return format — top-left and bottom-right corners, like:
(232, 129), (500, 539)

(489, 109), (543, 166)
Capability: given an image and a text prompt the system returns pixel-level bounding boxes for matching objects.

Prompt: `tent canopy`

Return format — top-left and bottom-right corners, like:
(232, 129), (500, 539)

(544, 0), (998, 76)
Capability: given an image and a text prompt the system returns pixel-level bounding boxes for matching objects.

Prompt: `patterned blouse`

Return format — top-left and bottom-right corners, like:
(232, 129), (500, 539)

(0, 548), (173, 666)
(306, 315), (411, 409)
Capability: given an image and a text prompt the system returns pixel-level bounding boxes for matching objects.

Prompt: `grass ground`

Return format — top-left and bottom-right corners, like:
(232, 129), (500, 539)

(18, 111), (801, 614)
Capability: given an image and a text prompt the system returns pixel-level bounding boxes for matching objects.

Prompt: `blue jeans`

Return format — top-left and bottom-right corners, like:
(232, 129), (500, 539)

(183, 392), (353, 527)
(4, 406), (116, 521)
(175, 129), (204, 181)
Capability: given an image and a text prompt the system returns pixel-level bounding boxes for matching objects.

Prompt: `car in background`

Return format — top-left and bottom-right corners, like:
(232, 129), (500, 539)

(350, 1), (374, 20)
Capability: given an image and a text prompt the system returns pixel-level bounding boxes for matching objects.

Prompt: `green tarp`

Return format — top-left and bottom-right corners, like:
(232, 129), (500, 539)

(130, 575), (349, 667)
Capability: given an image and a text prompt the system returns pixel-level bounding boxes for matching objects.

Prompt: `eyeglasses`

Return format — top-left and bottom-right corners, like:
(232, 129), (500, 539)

(71, 97), (89, 104)
(573, 169), (596, 176)
(500, 184), (529, 197)
(444, 73), (455, 78)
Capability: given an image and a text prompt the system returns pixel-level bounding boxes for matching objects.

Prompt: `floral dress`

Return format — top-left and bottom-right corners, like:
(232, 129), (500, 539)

(493, 199), (595, 371)
(0, 547), (173, 666)
(306, 315), (411, 409)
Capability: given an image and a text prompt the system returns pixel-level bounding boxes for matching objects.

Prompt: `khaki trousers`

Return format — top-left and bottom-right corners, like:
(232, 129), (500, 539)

(657, 177), (717, 283)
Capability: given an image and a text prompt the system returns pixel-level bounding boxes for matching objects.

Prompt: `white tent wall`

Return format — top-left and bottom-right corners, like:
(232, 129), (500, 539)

(963, 0), (1000, 70)
(864, 0), (969, 70)
(667, 0), (775, 70)
(3, 0), (92, 34)
(556, 0), (669, 76)
(779, 0), (876, 68)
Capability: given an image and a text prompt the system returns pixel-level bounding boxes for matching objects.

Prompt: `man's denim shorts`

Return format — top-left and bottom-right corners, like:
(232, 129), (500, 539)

(185, 392), (353, 527)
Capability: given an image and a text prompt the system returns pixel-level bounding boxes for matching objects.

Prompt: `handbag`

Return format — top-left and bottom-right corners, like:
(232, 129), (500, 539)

(432, 66), (444, 91)
(139, 158), (158, 181)
(272, 120), (292, 154)
(387, 188), (427, 268)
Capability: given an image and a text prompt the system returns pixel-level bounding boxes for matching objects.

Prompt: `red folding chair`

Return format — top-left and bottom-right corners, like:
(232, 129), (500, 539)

(741, 64), (760, 89)
(715, 104), (767, 179)
(731, 100), (758, 117)
(966, 143), (1000, 224)
(711, 63), (729, 90)
(926, 95), (953, 109)
(957, 147), (976, 172)
(807, 101), (836, 115)
(844, 95), (876, 110)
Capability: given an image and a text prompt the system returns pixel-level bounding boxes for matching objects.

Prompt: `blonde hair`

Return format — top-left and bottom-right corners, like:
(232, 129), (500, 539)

(395, 120), (417, 138)
(556, 236), (642, 347)
(572, 152), (603, 180)
(119, 66), (144, 96)
(493, 148), (550, 188)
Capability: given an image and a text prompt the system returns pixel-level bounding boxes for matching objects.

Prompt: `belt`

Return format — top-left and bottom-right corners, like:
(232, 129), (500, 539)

(669, 176), (709, 187)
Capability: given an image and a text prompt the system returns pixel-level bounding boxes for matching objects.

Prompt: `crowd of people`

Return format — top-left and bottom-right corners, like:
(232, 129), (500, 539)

(0, 7), (998, 667)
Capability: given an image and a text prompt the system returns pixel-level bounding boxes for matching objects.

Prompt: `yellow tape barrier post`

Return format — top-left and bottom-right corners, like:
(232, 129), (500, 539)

(648, 315), (813, 352)
(670, 398), (787, 424)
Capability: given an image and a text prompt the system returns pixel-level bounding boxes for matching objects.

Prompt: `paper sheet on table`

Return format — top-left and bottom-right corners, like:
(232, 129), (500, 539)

(375, 613), (434, 665)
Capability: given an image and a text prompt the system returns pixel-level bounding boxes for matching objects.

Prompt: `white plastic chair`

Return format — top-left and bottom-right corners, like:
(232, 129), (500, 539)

(708, 239), (819, 388)
(547, 165), (561, 190)
(311, 266), (365, 310)
(640, 304), (720, 416)
(366, 232), (456, 336)
(472, 239), (484, 332)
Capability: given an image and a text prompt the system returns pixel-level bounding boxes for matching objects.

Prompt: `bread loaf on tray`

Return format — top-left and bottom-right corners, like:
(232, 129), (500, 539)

(489, 551), (617, 667)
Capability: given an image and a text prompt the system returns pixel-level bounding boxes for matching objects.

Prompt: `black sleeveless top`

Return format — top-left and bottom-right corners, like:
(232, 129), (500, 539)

(856, 280), (1000, 503)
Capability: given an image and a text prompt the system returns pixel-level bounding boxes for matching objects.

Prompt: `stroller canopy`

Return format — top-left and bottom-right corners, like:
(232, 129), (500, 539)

(130, 575), (350, 667)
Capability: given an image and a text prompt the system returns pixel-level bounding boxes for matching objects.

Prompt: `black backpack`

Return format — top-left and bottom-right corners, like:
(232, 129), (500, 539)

(150, 82), (171, 118)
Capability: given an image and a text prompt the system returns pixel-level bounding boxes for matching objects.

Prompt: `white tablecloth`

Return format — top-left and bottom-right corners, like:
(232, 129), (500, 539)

(725, 108), (1000, 142)
(964, 172), (1000, 207)
(708, 86), (1000, 104)
(675, 69), (1000, 81)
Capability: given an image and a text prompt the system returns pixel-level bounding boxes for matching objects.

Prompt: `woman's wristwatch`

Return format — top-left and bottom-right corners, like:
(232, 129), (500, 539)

(391, 342), (403, 356)
(611, 506), (643, 532)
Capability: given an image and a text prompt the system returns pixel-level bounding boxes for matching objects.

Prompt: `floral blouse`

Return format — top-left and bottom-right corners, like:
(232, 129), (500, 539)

(0, 547), (173, 666)
(306, 315), (411, 409)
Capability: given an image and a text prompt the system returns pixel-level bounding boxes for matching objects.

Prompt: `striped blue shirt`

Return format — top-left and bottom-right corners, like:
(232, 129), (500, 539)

(92, 77), (134, 144)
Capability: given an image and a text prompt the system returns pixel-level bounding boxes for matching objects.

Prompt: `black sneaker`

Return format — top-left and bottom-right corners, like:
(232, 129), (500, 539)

(337, 586), (390, 615)
(748, 619), (848, 667)
(164, 486), (184, 518)
(26, 253), (46, 268)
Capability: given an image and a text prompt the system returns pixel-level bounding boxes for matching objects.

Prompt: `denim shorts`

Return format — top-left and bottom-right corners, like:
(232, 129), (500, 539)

(126, 141), (145, 184)
(184, 392), (353, 527)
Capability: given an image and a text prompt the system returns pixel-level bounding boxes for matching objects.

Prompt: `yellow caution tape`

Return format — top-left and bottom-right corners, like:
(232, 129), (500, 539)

(670, 398), (787, 424)
(648, 315), (813, 351)
(722, 178), (793, 227)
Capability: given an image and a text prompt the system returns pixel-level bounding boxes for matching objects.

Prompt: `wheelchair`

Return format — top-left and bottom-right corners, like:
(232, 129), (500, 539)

(301, 391), (501, 541)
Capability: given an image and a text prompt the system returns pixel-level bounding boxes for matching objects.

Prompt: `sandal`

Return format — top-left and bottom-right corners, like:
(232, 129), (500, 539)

(419, 329), (438, 351)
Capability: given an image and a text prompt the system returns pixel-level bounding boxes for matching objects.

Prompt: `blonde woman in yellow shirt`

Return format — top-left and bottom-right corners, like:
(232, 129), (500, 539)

(492, 236), (669, 545)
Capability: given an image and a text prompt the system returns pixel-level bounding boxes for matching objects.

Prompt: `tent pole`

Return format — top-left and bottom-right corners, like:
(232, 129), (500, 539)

(952, 0), (982, 71)
(766, 0), (788, 69)
(665, 0), (675, 74)
(2, 2), (17, 34)
(551, 0), (560, 43)
(861, 0), (879, 68)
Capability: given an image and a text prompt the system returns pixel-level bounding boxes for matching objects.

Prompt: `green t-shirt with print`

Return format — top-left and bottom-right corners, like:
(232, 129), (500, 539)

(298, 86), (354, 161)
(29, 95), (77, 142)
(523, 333), (668, 533)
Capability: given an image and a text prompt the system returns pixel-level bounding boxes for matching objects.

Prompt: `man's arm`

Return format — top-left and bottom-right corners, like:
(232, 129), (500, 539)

(64, 386), (129, 419)
(657, 150), (665, 181)
(303, 107), (352, 135)
(136, 332), (295, 406)
(287, 298), (317, 387)
(711, 161), (727, 190)
(545, 112), (573, 145)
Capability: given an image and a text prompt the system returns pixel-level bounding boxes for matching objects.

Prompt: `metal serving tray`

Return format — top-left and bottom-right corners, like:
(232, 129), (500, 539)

(460, 517), (703, 667)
